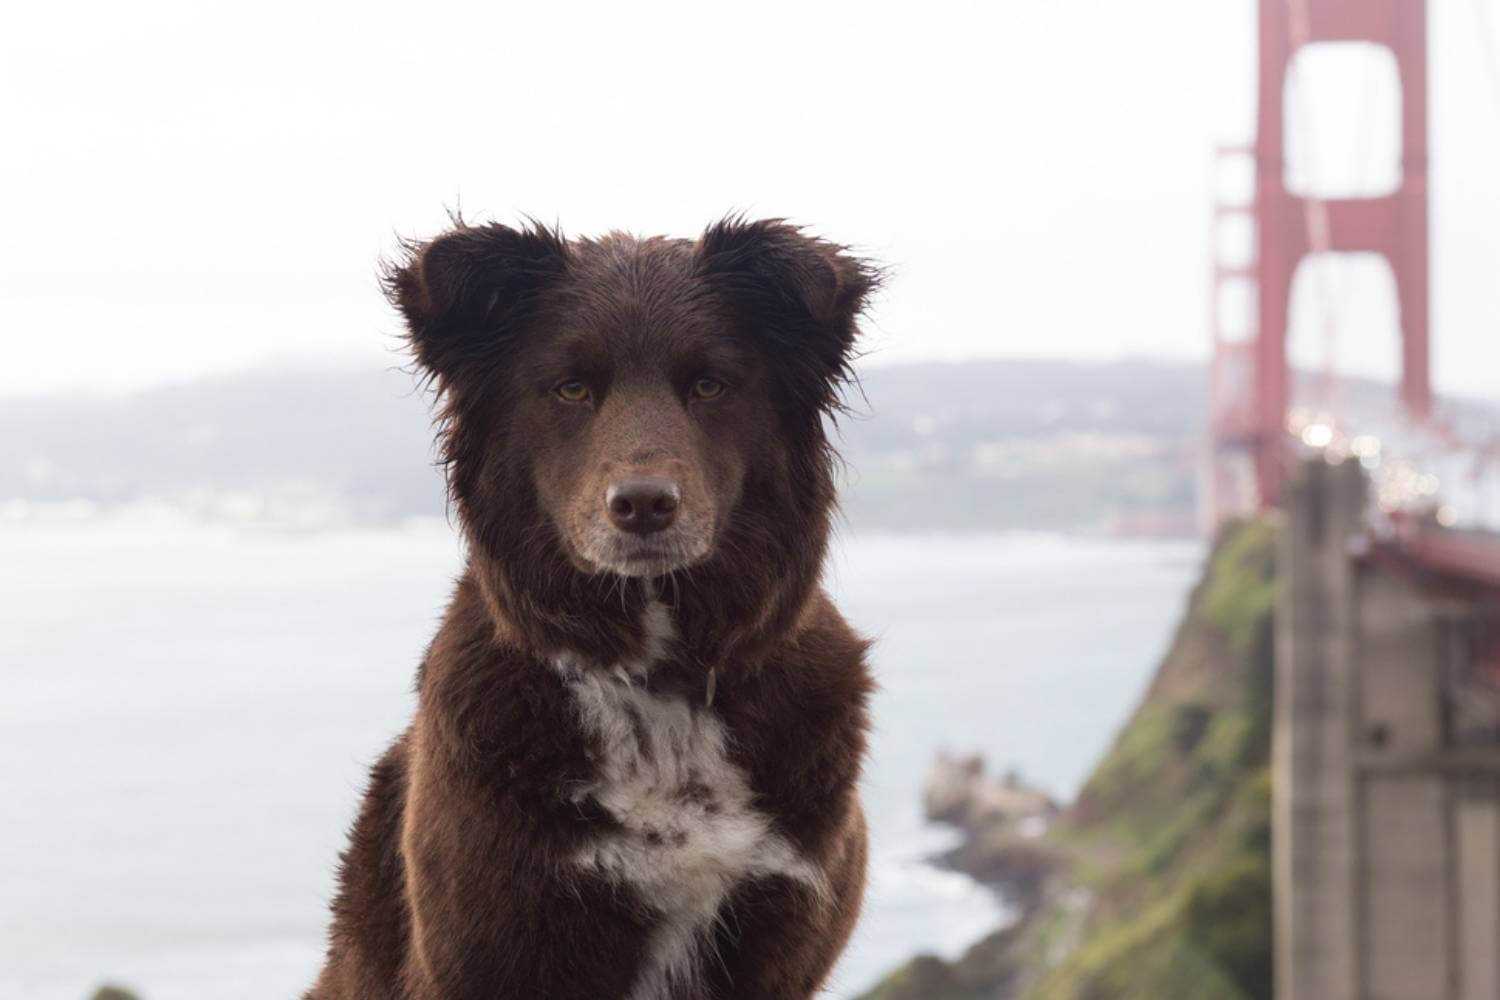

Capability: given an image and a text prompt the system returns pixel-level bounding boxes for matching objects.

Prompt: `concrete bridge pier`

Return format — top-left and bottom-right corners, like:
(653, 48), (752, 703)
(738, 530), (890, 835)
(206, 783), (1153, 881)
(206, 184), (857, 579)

(1274, 459), (1500, 1000)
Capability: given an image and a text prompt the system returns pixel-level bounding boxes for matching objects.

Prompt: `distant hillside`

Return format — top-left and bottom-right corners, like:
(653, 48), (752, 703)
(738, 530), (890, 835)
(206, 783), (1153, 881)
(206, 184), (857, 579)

(2, 358), (1486, 534)
(0, 358), (1206, 534)
(0, 366), (448, 526)
(859, 519), (1277, 999)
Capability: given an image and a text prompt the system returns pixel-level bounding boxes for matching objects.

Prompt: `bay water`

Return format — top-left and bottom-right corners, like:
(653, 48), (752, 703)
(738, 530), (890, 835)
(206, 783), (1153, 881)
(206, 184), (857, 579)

(0, 521), (1201, 998)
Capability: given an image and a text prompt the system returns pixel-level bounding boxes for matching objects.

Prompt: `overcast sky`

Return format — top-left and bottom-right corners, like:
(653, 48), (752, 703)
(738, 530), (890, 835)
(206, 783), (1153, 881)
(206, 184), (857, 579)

(4, 1), (1499, 399)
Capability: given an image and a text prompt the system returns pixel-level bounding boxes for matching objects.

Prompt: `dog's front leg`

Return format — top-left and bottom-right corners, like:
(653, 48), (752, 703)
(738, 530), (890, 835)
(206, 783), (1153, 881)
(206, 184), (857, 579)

(704, 805), (869, 999)
(400, 863), (650, 1000)
(400, 755), (651, 999)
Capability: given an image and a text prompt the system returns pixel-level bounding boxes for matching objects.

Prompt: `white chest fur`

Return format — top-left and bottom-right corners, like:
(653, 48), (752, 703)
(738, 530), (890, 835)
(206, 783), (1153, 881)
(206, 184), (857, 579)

(552, 605), (824, 1000)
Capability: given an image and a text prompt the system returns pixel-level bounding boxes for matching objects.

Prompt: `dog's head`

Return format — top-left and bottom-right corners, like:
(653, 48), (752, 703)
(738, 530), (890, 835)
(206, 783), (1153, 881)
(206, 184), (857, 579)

(386, 216), (875, 651)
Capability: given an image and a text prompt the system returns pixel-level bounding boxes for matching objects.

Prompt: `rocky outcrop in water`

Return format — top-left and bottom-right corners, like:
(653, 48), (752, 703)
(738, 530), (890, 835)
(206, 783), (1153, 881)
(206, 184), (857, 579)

(89, 987), (141, 1000)
(922, 753), (1061, 915)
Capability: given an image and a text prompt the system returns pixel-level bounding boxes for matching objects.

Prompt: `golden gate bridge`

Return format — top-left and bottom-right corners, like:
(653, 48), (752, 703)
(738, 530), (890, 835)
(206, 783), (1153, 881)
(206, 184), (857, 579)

(1206, 0), (1500, 589)
(1213, 7), (1500, 996)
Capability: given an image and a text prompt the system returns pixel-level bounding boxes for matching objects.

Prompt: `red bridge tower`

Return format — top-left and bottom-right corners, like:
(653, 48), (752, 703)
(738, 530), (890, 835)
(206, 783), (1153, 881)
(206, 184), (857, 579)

(1209, 0), (1432, 525)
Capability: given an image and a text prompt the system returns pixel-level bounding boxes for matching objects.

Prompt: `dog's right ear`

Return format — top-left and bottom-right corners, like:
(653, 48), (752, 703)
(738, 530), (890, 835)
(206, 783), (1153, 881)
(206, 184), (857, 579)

(383, 221), (569, 381)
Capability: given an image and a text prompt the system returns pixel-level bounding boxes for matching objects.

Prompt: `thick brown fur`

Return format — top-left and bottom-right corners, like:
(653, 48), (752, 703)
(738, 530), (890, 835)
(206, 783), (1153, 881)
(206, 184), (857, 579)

(308, 216), (879, 999)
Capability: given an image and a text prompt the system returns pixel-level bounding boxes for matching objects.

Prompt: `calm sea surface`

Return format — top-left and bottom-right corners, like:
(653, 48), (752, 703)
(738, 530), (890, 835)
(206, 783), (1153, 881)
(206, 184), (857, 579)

(0, 522), (1201, 999)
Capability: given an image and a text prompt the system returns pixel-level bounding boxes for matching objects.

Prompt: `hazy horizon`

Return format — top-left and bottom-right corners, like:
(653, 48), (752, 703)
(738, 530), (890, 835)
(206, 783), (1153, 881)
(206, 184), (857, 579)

(5, 350), (1498, 411)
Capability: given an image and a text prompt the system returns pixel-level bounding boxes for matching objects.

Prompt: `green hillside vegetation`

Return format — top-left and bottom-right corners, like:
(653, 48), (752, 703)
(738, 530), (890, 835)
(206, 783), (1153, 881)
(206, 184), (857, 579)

(860, 518), (1277, 1000)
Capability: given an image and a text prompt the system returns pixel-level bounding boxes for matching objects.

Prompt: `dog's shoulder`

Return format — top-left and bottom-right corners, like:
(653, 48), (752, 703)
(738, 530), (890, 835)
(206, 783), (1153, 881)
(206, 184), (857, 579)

(712, 589), (872, 854)
(732, 588), (873, 730)
(414, 575), (598, 805)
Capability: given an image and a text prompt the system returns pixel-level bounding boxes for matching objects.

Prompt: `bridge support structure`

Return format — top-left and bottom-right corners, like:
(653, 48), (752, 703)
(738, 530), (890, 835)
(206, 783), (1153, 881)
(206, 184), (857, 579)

(1275, 458), (1500, 1000)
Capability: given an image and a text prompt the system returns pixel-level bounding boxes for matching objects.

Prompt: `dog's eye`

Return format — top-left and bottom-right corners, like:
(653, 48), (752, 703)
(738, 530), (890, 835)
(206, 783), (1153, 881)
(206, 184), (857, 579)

(691, 377), (725, 401)
(555, 380), (591, 403)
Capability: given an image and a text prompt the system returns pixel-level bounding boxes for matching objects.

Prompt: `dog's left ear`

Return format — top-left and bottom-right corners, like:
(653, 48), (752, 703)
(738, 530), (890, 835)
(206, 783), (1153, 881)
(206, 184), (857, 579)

(695, 217), (878, 409)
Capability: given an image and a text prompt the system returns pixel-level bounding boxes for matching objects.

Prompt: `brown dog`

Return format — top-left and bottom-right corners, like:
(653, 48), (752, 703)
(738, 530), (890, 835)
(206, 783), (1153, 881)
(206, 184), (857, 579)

(307, 217), (877, 999)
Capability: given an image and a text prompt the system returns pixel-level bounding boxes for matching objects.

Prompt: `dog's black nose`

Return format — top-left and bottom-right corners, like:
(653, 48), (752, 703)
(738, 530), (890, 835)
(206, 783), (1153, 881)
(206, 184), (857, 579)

(606, 478), (681, 535)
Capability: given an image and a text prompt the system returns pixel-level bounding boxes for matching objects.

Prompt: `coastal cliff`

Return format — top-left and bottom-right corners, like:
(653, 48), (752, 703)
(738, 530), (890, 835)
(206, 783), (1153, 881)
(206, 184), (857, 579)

(859, 519), (1276, 1000)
